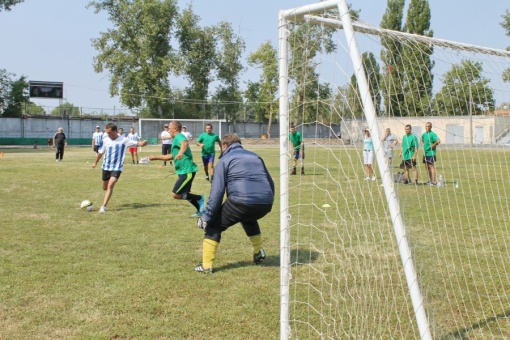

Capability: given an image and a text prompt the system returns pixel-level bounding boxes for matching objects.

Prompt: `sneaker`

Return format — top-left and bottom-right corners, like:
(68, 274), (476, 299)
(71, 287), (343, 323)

(364, 177), (370, 180)
(205, 176), (210, 182)
(191, 211), (202, 217)
(301, 170), (305, 175)
(99, 206), (107, 213)
(403, 180), (409, 185)
(291, 170), (297, 175)
(253, 249), (266, 265)
(198, 194), (205, 213)
(414, 182), (419, 186)
(372, 176), (376, 181)
(194, 263), (213, 274)
(56, 159), (59, 162)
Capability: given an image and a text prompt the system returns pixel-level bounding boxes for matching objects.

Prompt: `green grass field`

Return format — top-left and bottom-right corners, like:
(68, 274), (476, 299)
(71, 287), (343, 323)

(1, 144), (509, 338)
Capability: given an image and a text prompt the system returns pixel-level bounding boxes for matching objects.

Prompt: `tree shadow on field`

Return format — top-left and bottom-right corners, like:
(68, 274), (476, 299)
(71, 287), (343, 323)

(214, 249), (320, 273)
(442, 309), (510, 339)
(116, 202), (166, 210)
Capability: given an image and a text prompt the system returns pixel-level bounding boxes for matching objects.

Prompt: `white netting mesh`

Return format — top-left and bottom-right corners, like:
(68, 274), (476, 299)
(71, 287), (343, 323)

(280, 2), (510, 338)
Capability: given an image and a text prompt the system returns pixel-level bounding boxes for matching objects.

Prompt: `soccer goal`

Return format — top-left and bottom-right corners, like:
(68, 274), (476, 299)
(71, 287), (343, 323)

(138, 118), (226, 144)
(279, 1), (510, 338)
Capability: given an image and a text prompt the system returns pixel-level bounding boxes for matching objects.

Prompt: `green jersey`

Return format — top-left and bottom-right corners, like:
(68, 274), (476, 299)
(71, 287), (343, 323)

(421, 131), (439, 157)
(289, 131), (303, 151)
(171, 133), (198, 175)
(197, 132), (221, 156)
(401, 133), (419, 160)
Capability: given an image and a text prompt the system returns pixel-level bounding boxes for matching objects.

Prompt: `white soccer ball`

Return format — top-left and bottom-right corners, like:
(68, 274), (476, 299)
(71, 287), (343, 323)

(80, 200), (93, 211)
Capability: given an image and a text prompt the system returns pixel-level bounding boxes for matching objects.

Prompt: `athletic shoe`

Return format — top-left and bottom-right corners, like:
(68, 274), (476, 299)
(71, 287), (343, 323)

(99, 206), (107, 213)
(194, 263), (213, 274)
(301, 170), (305, 175)
(291, 170), (297, 175)
(205, 176), (210, 182)
(403, 180), (409, 185)
(372, 176), (376, 181)
(364, 177), (370, 180)
(414, 182), (419, 186)
(198, 194), (205, 213)
(253, 249), (266, 265)
(191, 211), (202, 217)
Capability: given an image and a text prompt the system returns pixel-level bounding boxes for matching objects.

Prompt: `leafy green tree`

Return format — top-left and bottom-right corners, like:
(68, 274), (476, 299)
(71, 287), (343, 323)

(213, 21), (245, 124)
(0, 0), (23, 11)
(26, 102), (45, 115)
(346, 52), (382, 118)
(50, 102), (80, 117)
(401, 0), (434, 116)
(88, 0), (178, 117)
(288, 22), (336, 124)
(0, 68), (13, 113)
(247, 41), (278, 136)
(2, 76), (28, 117)
(176, 5), (216, 119)
(431, 60), (494, 116)
(500, 10), (510, 82)
(244, 81), (262, 121)
(380, 0), (405, 117)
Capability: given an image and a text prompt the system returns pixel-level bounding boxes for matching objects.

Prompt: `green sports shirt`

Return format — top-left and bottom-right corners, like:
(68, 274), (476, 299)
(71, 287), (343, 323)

(289, 131), (304, 151)
(421, 131), (439, 157)
(197, 132), (221, 156)
(401, 133), (419, 160)
(171, 133), (198, 175)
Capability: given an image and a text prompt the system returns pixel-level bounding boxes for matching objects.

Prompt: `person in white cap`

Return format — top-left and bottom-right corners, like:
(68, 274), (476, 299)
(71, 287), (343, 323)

(92, 126), (102, 155)
(181, 125), (193, 141)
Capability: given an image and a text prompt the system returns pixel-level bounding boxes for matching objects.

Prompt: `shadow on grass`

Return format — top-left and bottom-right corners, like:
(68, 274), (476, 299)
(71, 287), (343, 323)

(214, 249), (320, 273)
(117, 202), (167, 210)
(443, 309), (510, 339)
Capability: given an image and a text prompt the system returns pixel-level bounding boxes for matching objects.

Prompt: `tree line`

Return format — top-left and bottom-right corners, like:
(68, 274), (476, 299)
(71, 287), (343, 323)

(1, 0), (510, 125)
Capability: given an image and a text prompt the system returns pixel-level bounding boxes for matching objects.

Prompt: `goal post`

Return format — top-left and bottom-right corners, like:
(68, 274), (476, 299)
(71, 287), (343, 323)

(279, 1), (510, 339)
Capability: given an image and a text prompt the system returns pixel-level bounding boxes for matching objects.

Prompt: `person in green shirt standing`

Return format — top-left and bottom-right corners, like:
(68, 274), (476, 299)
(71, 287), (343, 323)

(196, 123), (222, 182)
(399, 124), (419, 186)
(149, 121), (205, 217)
(421, 122), (441, 186)
(289, 125), (305, 175)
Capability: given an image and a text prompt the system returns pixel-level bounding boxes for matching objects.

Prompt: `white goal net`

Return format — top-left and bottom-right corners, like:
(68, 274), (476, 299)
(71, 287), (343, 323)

(279, 1), (510, 339)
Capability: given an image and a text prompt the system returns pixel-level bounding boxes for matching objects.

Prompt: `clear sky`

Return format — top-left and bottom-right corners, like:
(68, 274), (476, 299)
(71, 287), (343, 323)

(0, 0), (508, 114)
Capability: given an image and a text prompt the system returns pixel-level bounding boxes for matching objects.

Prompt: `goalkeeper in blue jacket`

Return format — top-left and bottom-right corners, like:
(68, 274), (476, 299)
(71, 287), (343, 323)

(195, 134), (275, 273)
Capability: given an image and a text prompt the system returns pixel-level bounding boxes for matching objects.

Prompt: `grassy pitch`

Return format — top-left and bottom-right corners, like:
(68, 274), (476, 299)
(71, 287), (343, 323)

(1, 144), (509, 338)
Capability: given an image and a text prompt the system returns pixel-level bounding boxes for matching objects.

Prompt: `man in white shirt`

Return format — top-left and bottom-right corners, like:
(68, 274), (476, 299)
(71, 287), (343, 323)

(92, 123), (147, 213)
(161, 124), (173, 166)
(92, 126), (102, 155)
(182, 126), (193, 141)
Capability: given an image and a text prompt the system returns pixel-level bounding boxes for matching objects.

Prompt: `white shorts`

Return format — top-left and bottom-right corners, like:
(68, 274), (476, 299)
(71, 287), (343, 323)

(384, 148), (393, 158)
(363, 150), (374, 165)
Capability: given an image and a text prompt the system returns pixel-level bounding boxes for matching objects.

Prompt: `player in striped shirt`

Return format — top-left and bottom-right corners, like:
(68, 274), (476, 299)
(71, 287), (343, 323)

(92, 126), (102, 155)
(91, 123), (147, 213)
(127, 127), (141, 164)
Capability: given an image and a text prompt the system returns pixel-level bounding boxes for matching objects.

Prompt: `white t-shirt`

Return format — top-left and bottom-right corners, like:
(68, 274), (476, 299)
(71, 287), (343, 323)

(161, 130), (172, 145)
(182, 131), (192, 140)
(127, 132), (141, 142)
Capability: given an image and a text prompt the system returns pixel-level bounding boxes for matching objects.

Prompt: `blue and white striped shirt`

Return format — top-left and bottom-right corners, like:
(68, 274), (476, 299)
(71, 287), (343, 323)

(92, 131), (103, 146)
(99, 135), (138, 171)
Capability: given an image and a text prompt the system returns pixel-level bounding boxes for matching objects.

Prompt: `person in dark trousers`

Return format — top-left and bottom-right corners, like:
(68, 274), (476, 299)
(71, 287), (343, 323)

(53, 127), (67, 162)
(195, 134), (275, 273)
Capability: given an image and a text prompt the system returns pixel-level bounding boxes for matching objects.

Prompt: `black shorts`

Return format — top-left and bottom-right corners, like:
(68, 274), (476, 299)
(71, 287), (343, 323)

(94, 145), (100, 153)
(404, 159), (417, 168)
(423, 155), (436, 164)
(102, 170), (122, 182)
(162, 144), (170, 155)
(172, 172), (196, 195)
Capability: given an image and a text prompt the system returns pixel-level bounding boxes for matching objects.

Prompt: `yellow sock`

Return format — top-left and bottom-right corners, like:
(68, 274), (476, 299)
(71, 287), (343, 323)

(202, 239), (219, 269)
(250, 235), (263, 253)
